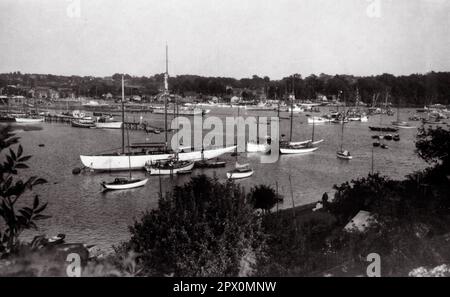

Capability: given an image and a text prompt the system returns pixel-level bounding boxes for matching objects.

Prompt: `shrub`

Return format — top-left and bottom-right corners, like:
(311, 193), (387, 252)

(127, 175), (266, 276)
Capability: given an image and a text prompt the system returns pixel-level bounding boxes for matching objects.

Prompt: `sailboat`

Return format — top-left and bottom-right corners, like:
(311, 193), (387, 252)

(80, 46), (235, 171)
(279, 87), (319, 155)
(290, 114), (324, 146)
(246, 116), (271, 153)
(102, 76), (149, 190)
(227, 107), (254, 179)
(145, 96), (195, 175)
(392, 99), (415, 128)
(15, 97), (45, 123)
(336, 114), (352, 160)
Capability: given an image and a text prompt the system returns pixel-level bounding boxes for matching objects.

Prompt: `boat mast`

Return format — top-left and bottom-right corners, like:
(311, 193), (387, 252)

(340, 120), (344, 152)
(164, 44), (169, 149)
(121, 75), (125, 154)
(312, 114), (315, 143)
(126, 124), (132, 179)
(256, 115), (260, 144)
(289, 76), (294, 143)
(235, 107), (239, 162)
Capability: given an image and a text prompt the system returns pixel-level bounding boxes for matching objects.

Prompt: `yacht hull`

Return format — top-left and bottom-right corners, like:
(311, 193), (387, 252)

(80, 146), (236, 171)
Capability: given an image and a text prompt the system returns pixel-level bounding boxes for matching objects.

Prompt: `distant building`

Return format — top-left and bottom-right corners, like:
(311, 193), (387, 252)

(58, 88), (75, 99)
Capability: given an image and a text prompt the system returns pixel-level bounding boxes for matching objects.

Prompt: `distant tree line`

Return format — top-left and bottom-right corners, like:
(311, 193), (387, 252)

(1, 71), (449, 106)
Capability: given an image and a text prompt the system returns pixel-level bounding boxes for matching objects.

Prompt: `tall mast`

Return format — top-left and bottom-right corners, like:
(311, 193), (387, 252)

(121, 75), (125, 154)
(256, 115), (260, 144)
(289, 76), (294, 142)
(164, 44), (169, 149)
(340, 120), (344, 152)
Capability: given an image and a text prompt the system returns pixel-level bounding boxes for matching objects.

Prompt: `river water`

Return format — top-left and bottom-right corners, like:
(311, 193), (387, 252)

(3, 107), (432, 251)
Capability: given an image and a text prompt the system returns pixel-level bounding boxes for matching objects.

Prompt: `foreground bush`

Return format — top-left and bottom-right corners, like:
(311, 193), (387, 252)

(126, 175), (266, 276)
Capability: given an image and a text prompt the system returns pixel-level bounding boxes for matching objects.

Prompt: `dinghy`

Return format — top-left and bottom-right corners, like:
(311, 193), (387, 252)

(102, 178), (148, 190)
(226, 166), (254, 179)
(337, 150), (353, 160)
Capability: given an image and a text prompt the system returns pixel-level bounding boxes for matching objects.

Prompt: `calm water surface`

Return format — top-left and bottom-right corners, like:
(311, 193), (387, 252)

(5, 107), (433, 251)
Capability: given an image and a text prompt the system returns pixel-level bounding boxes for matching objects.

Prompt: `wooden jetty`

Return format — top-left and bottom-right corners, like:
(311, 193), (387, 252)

(43, 114), (168, 132)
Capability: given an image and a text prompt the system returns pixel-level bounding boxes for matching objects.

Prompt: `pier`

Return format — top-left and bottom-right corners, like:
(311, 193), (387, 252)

(43, 114), (166, 132)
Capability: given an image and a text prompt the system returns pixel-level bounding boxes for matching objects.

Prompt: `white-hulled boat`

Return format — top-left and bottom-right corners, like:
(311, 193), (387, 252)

(289, 139), (324, 146)
(145, 159), (194, 175)
(80, 145), (235, 171)
(227, 167), (254, 179)
(95, 121), (123, 129)
(337, 150), (353, 160)
(246, 141), (269, 153)
(280, 145), (318, 154)
(307, 117), (331, 124)
(15, 116), (44, 123)
(71, 119), (95, 128)
(102, 178), (148, 190)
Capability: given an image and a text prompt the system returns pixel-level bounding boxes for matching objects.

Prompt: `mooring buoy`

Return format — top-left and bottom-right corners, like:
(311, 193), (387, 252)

(72, 167), (82, 175)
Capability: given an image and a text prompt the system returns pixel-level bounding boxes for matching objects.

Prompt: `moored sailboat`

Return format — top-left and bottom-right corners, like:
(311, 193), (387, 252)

(336, 114), (352, 160)
(102, 75), (149, 190)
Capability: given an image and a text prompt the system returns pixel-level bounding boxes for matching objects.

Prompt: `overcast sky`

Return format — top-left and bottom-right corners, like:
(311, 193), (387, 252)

(0, 0), (449, 79)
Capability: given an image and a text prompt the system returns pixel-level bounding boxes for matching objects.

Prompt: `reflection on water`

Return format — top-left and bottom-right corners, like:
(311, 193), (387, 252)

(4, 107), (431, 251)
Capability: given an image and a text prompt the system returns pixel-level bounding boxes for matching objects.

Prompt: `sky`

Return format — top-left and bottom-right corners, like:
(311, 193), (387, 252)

(0, 0), (449, 79)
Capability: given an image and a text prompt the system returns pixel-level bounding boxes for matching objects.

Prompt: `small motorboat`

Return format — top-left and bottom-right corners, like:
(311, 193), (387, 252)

(226, 164), (254, 179)
(371, 135), (380, 139)
(71, 119), (95, 128)
(102, 177), (149, 190)
(307, 116), (331, 124)
(393, 134), (400, 141)
(373, 141), (380, 147)
(380, 144), (389, 149)
(336, 150), (352, 160)
(384, 134), (393, 141)
(145, 159), (195, 175)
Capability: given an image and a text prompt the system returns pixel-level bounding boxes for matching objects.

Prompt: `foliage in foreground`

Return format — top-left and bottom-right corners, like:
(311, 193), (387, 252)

(0, 126), (49, 256)
(126, 175), (266, 276)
